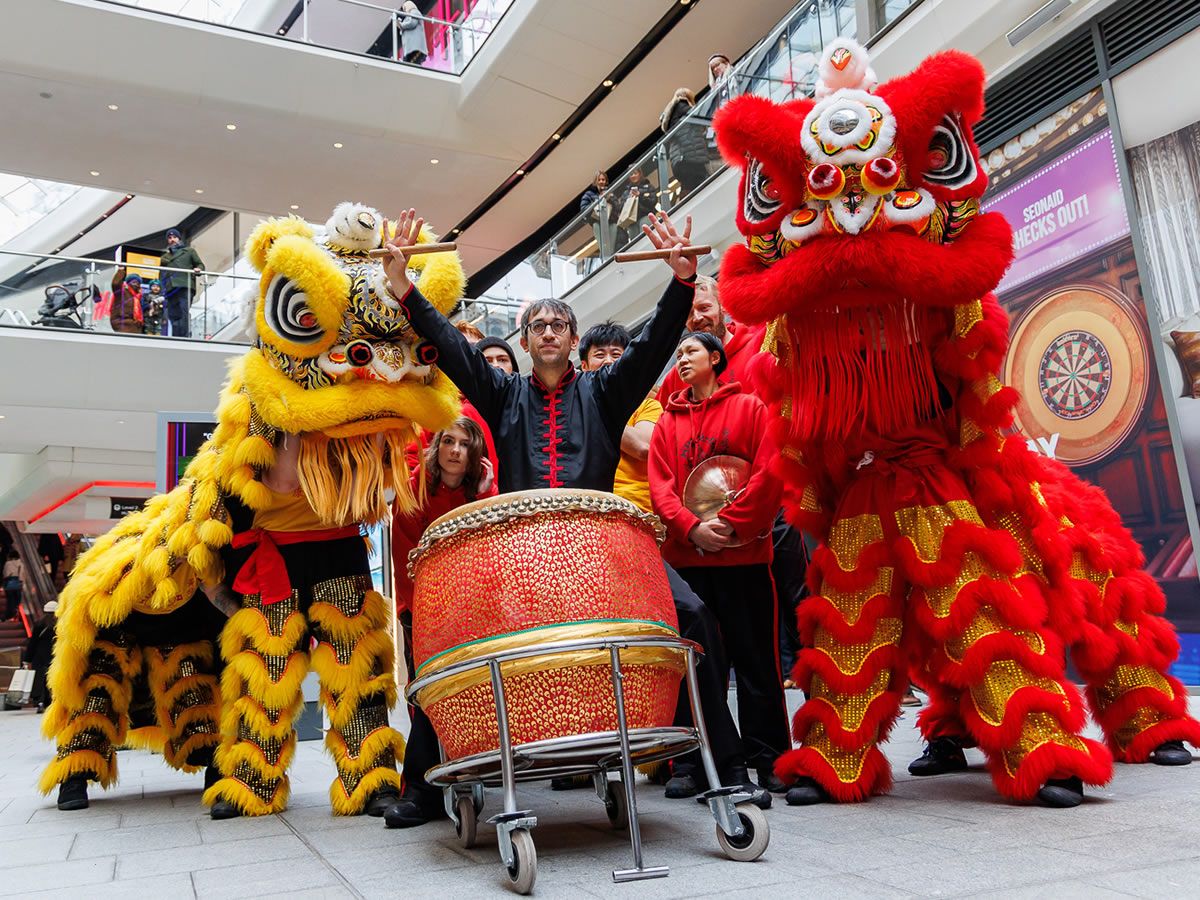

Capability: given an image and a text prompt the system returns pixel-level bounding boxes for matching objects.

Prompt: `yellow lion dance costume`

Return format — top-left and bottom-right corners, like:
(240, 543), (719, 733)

(41, 203), (464, 818)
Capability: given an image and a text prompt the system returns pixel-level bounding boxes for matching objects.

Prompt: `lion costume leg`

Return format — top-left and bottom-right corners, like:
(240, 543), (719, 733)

(204, 593), (307, 816)
(775, 512), (906, 802)
(900, 495), (1113, 800)
(39, 633), (141, 794)
(144, 642), (222, 771)
(307, 574), (404, 815)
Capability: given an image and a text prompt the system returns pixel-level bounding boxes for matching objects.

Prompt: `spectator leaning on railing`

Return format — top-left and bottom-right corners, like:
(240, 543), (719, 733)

(397, 1), (429, 64)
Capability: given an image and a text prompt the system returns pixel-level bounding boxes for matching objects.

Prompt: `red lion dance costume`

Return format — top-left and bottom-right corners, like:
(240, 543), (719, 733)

(713, 38), (1200, 807)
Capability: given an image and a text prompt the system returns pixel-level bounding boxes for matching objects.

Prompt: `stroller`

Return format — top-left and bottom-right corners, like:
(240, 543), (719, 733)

(35, 282), (96, 329)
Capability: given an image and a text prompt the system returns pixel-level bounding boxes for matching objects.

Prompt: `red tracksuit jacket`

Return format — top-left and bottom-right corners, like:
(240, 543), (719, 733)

(648, 381), (781, 568)
(656, 321), (766, 403)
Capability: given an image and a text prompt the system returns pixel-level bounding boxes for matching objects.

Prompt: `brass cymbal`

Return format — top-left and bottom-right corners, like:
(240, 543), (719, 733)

(683, 455), (750, 521)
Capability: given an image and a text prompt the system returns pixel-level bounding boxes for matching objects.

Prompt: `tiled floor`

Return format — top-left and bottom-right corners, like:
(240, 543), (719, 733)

(2, 693), (1198, 899)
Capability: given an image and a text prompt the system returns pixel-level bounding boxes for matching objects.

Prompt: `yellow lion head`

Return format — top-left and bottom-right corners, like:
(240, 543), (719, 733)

(240, 202), (465, 440)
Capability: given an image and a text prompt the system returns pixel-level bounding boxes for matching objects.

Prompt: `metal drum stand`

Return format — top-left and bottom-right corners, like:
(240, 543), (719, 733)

(405, 634), (770, 894)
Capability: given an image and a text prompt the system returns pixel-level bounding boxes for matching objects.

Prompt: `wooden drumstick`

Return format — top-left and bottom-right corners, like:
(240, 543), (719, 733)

(368, 242), (457, 258)
(614, 245), (712, 263)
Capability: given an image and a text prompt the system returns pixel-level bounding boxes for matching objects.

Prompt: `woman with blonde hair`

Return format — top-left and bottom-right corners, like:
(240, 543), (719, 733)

(661, 87), (708, 196)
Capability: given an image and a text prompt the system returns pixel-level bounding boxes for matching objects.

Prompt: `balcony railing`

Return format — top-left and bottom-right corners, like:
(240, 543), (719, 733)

(0, 248), (257, 343)
(95, 0), (514, 75)
(472, 0), (923, 336)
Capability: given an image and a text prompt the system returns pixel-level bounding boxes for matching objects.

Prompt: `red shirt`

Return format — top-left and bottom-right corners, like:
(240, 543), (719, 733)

(648, 381), (780, 568)
(391, 475), (497, 615)
(657, 320), (767, 403)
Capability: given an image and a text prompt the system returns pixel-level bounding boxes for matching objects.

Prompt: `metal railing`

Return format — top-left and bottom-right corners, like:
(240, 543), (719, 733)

(482, 0), (924, 331)
(0, 248), (257, 343)
(94, 0), (514, 76)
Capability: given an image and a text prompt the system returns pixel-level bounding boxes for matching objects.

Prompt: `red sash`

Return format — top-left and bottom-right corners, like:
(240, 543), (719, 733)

(231, 525), (362, 605)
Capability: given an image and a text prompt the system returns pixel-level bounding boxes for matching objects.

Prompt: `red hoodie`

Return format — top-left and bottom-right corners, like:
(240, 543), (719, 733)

(649, 381), (780, 568)
(656, 320), (767, 403)
(391, 473), (497, 615)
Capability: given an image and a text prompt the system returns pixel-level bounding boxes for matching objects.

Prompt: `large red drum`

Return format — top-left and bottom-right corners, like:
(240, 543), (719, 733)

(408, 489), (682, 761)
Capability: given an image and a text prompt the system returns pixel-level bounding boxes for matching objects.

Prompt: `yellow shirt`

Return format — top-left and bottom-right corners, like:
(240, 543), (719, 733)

(251, 486), (327, 532)
(613, 395), (663, 513)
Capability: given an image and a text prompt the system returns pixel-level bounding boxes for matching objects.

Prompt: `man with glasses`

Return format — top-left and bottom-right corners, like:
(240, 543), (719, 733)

(376, 208), (769, 828)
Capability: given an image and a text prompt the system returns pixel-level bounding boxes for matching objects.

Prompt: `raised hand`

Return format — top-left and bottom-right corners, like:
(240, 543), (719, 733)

(641, 211), (696, 280)
(380, 208), (424, 298)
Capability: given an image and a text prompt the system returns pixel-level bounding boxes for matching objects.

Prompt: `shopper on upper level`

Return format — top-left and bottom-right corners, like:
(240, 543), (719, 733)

(160, 228), (204, 338)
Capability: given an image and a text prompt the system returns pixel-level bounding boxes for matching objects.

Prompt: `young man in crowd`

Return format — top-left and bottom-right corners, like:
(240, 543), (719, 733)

(477, 336), (520, 375)
(160, 228), (205, 338)
(377, 207), (768, 827)
(578, 322), (661, 514)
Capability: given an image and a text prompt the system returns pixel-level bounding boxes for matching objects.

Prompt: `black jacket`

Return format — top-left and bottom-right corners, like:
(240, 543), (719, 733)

(399, 276), (695, 494)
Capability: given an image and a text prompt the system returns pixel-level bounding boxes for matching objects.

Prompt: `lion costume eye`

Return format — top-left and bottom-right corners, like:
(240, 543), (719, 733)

(744, 157), (783, 224)
(264, 274), (323, 344)
(923, 114), (978, 190)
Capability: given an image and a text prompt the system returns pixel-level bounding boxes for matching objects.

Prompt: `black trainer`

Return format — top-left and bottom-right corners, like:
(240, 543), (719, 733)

(365, 787), (400, 817)
(549, 775), (589, 791)
(664, 772), (700, 799)
(785, 776), (830, 806)
(383, 795), (447, 828)
(56, 775), (90, 811)
(757, 768), (788, 794)
(209, 799), (243, 819)
(1149, 740), (1192, 766)
(203, 765), (222, 791)
(1036, 776), (1083, 808)
(908, 736), (968, 776)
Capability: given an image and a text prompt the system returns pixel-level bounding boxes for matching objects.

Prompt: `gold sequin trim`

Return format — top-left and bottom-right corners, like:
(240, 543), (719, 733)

(954, 300), (983, 337)
(995, 513), (1045, 577)
(971, 659), (1065, 727)
(230, 760), (282, 804)
(827, 513), (884, 572)
(58, 729), (113, 760)
(1113, 705), (1170, 751)
(821, 568), (894, 626)
(1114, 620), (1138, 638)
(240, 592), (302, 637)
(338, 748), (397, 795)
(894, 501), (984, 564)
(945, 606), (1044, 662)
(237, 722), (286, 765)
(809, 670), (891, 731)
(1093, 664), (1172, 710)
(802, 720), (870, 784)
(1001, 711), (1088, 777)
(924, 554), (989, 620)
(812, 618), (902, 677)
(337, 697), (389, 758)
(311, 574), (373, 618)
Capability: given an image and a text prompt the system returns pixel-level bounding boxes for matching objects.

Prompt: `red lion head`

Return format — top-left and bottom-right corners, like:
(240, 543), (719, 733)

(715, 38), (1014, 323)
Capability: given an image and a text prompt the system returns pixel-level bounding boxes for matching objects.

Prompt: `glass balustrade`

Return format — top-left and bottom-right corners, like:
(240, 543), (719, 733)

(95, 0), (513, 75)
(0, 248), (257, 343)
(484, 0), (858, 321)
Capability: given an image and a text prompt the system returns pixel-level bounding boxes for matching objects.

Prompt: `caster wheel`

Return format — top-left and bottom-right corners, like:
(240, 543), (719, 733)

(505, 828), (537, 895)
(604, 780), (629, 831)
(455, 795), (477, 849)
(716, 801), (770, 862)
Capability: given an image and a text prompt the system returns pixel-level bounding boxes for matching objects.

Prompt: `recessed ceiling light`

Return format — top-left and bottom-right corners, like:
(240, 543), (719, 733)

(290, 204), (300, 210)
(89, 170), (100, 177)
(430, 158), (440, 164)
(602, 79), (614, 87)
(333, 142), (344, 149)
(107, 103), (119, 111)
(194, 188), (205, 194)
(117, 419), (125, 425)
(0, 414), (6, 419)
(516, 169), (525, 175)
(552, 133), (562, 140)
(226, 123), (237, 131)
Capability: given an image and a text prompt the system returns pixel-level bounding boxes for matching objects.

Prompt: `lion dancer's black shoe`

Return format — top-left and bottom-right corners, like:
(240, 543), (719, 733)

(1037, 776), (1084, 808)
(784, 777), (830, 806)
(908, 736), (969, 776)
(1149, 741), (1193, 766)
(56, 774), (91, 811)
